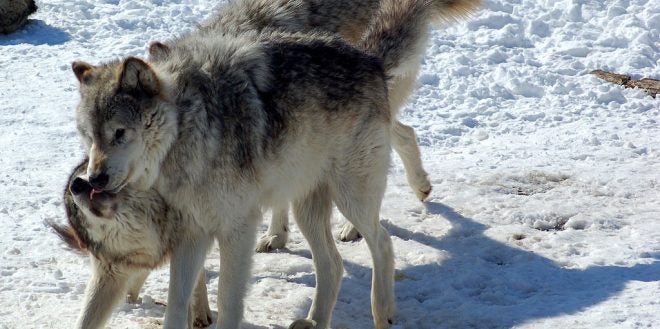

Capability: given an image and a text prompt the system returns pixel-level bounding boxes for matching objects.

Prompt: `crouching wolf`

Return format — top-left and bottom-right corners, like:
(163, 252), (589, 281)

(70, 1), (480, 328)
(49, 160), (213, 329)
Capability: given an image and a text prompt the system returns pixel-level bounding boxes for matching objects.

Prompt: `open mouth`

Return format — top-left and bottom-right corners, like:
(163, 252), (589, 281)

(71, 177), (116, 202)
(70, 177), (118, 219)
(89, 188), (107, 201)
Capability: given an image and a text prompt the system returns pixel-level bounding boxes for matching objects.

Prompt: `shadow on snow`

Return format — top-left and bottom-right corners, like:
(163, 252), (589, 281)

(164, 200), (657, 328)
(281, 201), (658, 328)
(0, 20), (70, 46)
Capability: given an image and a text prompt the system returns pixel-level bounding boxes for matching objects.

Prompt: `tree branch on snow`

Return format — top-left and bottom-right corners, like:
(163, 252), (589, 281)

(590, 69), (660, 98)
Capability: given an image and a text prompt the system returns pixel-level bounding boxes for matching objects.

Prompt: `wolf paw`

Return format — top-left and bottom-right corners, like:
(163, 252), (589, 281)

(375, 317), (394, 329)
(411, 175), (432, 201)
(339, 222), (362, 242)
(255, 233), (288, 252)
(125, 294), (141, 304)
(288, 319), (317, 329)
(374, 312), (395, 329)
(193, 313), (212, 328)
(415, 183), (432, 201)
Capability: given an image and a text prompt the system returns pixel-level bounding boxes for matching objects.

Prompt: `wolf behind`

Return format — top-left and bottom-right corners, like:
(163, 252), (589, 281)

(70, 1), (480, 329)
(49, 161), (213, 329)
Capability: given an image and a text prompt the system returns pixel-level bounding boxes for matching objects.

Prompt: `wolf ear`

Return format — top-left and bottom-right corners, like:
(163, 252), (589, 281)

(119, 57), (160, 97)
(72, 61), (94, 83)
(148, 41), (171, 62)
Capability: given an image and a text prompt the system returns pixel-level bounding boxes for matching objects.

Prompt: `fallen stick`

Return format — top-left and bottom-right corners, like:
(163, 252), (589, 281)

(590, 69), (659, 98)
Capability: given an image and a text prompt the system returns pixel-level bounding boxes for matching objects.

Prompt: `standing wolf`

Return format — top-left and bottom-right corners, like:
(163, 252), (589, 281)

(167, 0), (436, 252)
(70, 1), (480, 329)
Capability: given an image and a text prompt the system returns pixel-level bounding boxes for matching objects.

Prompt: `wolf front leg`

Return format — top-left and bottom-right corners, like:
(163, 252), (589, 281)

(125, 269), (150, 304)
(215, 208), (261, 329)
(163, 235), (213, 329)
(289, 183), (342, 329)
(75, 258), (130, 329)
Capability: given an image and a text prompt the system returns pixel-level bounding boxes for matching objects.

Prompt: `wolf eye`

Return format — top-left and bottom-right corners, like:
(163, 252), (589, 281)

(115, 129), (125, 141)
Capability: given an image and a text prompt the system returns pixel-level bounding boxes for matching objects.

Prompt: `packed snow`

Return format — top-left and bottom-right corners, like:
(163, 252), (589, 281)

(1, 0), (658, 328)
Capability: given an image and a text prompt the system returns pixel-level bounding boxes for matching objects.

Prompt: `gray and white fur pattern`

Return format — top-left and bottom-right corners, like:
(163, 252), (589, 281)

(332, 0), (482, 242)
(69, 0), (481, 328)
(192, 0), (435, 252)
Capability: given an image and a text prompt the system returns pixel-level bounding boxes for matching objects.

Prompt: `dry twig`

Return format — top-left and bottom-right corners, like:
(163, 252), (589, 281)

(590, 69), (659, 98)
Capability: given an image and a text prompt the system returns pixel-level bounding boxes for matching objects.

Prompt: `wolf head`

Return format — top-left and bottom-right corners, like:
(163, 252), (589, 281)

(51, 160), (170, 263)
(49, 160), (122, 254)
(71, 57), (178, 193)
(69, 174), (120, 220)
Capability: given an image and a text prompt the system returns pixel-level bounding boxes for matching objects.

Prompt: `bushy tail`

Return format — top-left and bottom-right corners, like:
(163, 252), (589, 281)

(360, 0), (481, 76)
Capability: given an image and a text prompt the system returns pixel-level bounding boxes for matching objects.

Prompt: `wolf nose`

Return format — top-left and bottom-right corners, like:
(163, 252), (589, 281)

(89, 173), (109, 190)
(70, 177), (91, 195)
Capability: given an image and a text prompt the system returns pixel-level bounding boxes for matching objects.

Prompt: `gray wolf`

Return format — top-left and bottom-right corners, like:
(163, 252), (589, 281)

(49, 160), (213, 329)
(0, 0), (37, 34)
(70, 1), (480, 329)
(154, 0), (436, 253)
(210, 0), (433, 252)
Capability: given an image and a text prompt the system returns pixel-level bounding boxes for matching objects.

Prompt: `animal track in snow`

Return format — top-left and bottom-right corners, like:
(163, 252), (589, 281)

(483, 171), (569, 196)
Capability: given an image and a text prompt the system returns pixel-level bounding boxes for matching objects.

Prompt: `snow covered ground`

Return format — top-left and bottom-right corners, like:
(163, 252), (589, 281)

(1, 0), (658, 328)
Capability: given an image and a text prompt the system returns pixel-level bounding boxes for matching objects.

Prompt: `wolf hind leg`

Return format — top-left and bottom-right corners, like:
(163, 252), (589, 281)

(339, 221), (361, 242)
(387, 70), (432, 201)
(332, 154), (395, 329)
(256, 207), (290, 252)
(392, 120), (431, 201)
(289, 182), (342, 329)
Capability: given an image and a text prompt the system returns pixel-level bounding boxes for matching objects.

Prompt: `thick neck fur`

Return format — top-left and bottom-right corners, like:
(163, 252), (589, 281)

(149, 34), (273, 192)
(81, 191), (172, 269)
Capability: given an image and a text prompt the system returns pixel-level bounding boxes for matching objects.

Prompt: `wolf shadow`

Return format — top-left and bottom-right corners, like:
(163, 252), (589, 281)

(373, 201), (659, 328)
(283, 201), (657, 328)
(0, 20), (69, 46)
(157, 201), (657, 328)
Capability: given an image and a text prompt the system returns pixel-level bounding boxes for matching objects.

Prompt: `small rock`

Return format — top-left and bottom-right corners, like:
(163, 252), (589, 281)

(0, 0), (37, 35)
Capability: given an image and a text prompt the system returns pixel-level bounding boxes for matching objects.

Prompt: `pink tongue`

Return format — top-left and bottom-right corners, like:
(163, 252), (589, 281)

(89, 189), (103, 201)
